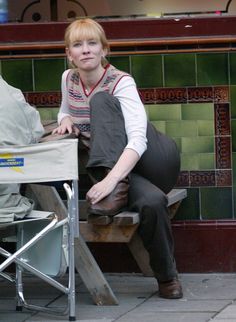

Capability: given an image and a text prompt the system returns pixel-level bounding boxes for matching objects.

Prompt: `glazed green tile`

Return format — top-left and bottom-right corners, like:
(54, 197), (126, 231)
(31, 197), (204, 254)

(181, 153), (198, 171)
(197, 53), (229, 86)
(166, 121), (198, 138)
(1, 59), (33, 91)
(197, 120), (214, 136)
(131, 55), (163, 88)
(37, 108), (53, 121)
(164, 53), (195, 87)
(229, 53), (236, 85)
(181, 103), (214, 120)
(181, 136), (214, 153)
(230, 86), (236, 118)
(174, 188), (200, 220)
(198, 153), (215, 170)
(34, 58), (65, 91)
(200, 187), (232, 219)
(109, 56), (130, 73)
(147, 104), (181, 121)
(231, 120), (236, 152)
(150, 121), (166, 134)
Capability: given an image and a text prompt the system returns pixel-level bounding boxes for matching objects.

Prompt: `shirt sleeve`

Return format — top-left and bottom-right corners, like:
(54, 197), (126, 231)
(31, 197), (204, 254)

(113, 75), (147, 157)
(57, 69), (71, 124)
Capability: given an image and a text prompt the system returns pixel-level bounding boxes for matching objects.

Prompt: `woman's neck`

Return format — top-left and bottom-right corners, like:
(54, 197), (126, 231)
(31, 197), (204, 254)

(79, 65), (105, 91)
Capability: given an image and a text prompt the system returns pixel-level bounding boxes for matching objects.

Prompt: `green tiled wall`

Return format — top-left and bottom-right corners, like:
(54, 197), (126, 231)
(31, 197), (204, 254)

(1, 51), (236, 221)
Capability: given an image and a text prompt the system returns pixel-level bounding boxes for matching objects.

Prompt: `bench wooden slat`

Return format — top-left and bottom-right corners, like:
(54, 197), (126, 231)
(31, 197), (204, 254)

(113, 212), (140, 226)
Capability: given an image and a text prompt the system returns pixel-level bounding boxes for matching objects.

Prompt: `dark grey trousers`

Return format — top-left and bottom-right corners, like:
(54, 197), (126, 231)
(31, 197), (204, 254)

(84, 91), (180, 282)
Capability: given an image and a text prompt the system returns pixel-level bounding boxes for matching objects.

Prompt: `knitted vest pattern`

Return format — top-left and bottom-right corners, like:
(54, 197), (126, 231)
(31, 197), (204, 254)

(67, 64), (128, 138)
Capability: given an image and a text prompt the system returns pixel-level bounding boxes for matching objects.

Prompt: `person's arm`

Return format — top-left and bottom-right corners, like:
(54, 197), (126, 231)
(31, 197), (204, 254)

(52, 70), (79, 135)
(87, 76), (147, 204)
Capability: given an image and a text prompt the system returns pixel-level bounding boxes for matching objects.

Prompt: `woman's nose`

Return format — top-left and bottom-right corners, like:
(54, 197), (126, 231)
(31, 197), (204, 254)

(82, 42), (90, 53)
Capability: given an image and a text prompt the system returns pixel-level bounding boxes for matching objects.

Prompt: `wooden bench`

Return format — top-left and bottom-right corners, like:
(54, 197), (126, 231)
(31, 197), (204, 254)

(80, 188), (187, 276)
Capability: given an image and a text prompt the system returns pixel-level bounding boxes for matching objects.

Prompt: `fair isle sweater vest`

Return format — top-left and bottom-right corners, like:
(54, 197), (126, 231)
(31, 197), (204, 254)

(67, 64), (129, 140)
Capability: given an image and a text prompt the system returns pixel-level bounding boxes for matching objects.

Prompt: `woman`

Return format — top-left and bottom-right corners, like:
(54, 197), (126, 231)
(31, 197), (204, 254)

(53, 18), (182, 299)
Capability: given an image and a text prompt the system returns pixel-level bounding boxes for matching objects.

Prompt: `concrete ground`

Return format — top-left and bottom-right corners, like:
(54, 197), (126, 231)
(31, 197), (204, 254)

(1, 273), (236, 322)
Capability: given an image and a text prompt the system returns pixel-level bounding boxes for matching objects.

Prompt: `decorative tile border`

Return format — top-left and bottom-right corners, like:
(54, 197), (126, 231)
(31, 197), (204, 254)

(24, 92), (61, 107)
(139, 86), (231, 187)
(24, 86), (231, 187)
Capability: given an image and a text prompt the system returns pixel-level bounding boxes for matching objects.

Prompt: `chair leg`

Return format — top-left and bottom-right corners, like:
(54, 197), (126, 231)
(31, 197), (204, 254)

(16, 264), (23, 311)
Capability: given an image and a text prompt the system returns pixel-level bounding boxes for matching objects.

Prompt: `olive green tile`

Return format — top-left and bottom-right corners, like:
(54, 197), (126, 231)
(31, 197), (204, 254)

(37, 108), (54, 121)
(229, 53), (236, 85)
(181, 153), (198, 171)
(181, 136), (214, 153)
(172, 137), (181, 151)
(166, 121), (198, 138)
(34, 58), (65, 91)
(181, 152), (215, 171)
(147, 104), (181, 121)
(197, 120), (214, 136)
(181, 103), (214, 120)
(174, 188), (200, 220)
(150, 121), (166, 134)
(198, 153), (215, 170)
(164, 53), (195, 87)
(200, 187), (232, 219)
(231, 120), (236, 152)
(131, 55), (163, 88)
(230, 86), (236, 118)
(51, 108), (60, 120)
(109, 56), (130, 73)
(197, 53), (229, 86)
(1, 59), (33, 91)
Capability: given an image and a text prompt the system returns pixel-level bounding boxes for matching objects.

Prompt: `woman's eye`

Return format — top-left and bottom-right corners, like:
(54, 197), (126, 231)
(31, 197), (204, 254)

(88, 40), (97, 45)
(73, 42), (81, 47)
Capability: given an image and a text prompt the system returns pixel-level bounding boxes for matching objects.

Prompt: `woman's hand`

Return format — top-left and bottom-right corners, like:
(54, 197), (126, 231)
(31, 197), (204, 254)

(86, 175), (118, 205)
(52, 116), (80, 136)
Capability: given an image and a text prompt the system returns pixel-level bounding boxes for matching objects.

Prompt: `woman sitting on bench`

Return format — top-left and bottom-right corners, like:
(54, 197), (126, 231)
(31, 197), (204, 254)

(53, 18), (183, 299)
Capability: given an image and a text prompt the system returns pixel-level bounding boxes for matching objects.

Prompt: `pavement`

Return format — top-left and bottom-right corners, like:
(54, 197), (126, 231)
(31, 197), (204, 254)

(1, 273), (236, 322)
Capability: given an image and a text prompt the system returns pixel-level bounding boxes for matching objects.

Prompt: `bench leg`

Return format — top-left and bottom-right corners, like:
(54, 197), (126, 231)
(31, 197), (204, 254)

(128, 233), (154, 277)
(74, 236), (118, 305)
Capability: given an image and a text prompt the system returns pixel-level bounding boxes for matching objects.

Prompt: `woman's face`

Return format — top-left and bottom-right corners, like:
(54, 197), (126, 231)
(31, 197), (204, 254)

(67, 38), (106, 72)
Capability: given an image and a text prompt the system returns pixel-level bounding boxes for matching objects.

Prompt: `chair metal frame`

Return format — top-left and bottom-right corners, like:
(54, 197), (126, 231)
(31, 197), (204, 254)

(0, 139), (79, 321)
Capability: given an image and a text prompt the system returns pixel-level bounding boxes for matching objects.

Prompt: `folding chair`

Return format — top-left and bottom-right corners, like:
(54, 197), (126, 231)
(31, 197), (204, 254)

(0, 139), (79, 321)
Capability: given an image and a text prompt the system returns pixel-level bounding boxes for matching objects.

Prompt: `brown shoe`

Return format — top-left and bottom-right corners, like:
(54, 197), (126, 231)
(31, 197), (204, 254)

(158, 278), (183, 299)
(88, 177), (129, 217)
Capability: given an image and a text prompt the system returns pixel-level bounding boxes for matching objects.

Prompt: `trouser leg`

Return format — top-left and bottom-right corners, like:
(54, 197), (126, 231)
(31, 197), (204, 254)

(86, 91), (127, 170)
(130, 122), (180, 281)
(128, 173), (177, 281)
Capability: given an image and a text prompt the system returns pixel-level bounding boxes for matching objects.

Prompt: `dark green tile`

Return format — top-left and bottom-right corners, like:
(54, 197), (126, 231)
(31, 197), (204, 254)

(1, 59), (33, 91)
(231, 120), (236, 152)
(200, 187), (232, 219)
(230, 53), (236, 85)
(181, 153), (198, 171)
(164, 53), (195, 87)
(109, 56), (130, 73)
(174, 188), (200, 220)
(197, 53), (229, 86)
(166, 121), (198, 138)
(230, 86), (236, 118)
(34, 59), (65, 91)
(181, 136), (214, 153)
(197, 121), (214, 136)
(131, 55), (163, 88)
